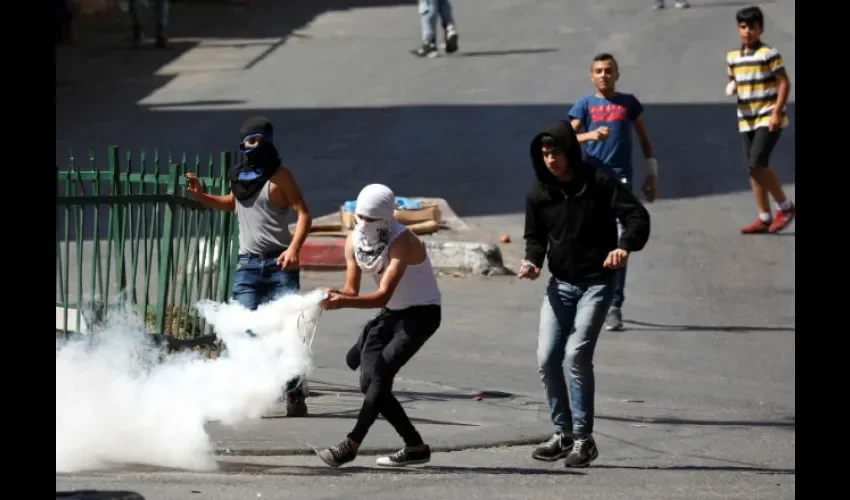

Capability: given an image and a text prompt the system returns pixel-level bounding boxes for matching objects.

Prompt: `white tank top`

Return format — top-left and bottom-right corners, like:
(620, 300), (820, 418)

(367, 221), (441, 311)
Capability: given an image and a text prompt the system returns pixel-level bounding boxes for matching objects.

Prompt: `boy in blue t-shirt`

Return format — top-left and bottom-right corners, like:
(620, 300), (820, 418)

(568, 52), (658, 332)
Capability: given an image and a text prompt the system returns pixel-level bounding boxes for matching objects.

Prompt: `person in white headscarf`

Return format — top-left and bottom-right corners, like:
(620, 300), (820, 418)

(316, 184), (442, 468)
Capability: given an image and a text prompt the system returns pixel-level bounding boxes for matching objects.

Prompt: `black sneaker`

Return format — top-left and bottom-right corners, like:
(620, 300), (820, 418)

(412, 41), (438, 58)
(564, 434), (599, 467)
(444, 26), (459, 54)
(376, 445), (431, 467)
(285, 393), (308, 418)
(531, 432), (573, 461)
(317, 439), (357, 467)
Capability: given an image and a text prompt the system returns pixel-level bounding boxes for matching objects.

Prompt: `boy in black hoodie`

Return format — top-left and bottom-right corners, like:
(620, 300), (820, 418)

(519, 120), (650, 467)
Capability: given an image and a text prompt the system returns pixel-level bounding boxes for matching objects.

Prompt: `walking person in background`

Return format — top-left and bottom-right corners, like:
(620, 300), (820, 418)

(568, 52), (658, 332)
(726, 6), (795, 234)
(413, 0), (459, 58)
(652, 0), (691, 9)
(186, 116), (314, 417)
(128, 0), (169, 48)
(520, 121), (650, 468)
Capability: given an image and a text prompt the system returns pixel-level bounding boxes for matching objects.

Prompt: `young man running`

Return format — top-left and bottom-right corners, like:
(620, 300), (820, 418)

(568, 52), (658, 332)
(520, 120), (651, 467)
(316, 184), (441, 468)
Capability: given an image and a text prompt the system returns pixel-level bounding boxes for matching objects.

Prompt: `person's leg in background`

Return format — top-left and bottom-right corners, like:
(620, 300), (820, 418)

(605, 176), (632, 331)
(436, 0), (458, 54)
(413, 0), (439, 58)
(152, 0), (169, 48)
(128, 0), (169, 48)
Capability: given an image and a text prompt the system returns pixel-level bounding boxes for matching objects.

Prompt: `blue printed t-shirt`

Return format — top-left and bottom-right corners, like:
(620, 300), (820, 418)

(567, 92), (643, 181)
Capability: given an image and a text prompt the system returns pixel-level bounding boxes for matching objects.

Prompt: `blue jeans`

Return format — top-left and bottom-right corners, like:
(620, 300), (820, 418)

(419, 0), (456, 43)
(128, 0), (168, 28)
(232, 255), (300, 311)
(232, 254), (302, 397)
(537, 276), (614, 436)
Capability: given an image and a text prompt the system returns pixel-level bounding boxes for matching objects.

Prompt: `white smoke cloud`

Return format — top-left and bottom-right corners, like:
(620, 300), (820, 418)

(55, 289), (325, 473)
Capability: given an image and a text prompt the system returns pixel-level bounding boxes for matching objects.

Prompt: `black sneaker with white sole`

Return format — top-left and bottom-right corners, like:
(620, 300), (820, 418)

(316, 439), (357, 467)
(563, 434), (599, 467)
(412, 41), (438, 58)
(376, 445), (431, 466)
(444, 26), (458, 54)
(531, 432), (574, 461)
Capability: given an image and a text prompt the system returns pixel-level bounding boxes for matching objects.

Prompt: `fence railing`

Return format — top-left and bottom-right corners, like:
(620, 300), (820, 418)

(56, 145), (239, 340)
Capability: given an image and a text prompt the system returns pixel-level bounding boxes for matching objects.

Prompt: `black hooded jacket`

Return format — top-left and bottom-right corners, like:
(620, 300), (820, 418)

(524, 120), (651, 282)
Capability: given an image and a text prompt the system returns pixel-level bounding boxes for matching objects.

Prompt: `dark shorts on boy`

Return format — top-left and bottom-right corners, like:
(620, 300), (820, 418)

(742, 127), (782, 170)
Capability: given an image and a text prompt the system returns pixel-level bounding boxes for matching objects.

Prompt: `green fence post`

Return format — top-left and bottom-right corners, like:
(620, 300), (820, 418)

(108, 146), (127, 306)
(217, 151), (233, 303)
(154, 161), (180, 334)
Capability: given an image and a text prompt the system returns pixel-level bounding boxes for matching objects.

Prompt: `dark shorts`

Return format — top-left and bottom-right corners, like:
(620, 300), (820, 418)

(741, 127), (782, 170)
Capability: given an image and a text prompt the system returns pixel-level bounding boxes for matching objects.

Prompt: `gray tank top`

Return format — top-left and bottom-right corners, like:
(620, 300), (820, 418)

(234, 180), (293, 255)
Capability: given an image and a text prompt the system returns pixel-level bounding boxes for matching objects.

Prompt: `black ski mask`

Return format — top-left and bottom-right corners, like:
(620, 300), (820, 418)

(231, 116), (281, 201)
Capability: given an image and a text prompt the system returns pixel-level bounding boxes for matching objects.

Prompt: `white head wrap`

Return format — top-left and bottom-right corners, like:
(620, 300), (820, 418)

(352, 184), (396, 274)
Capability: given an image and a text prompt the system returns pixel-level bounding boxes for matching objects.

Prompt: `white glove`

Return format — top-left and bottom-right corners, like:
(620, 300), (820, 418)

(645, 157), (659, 178)
(725, 80), (737, 97)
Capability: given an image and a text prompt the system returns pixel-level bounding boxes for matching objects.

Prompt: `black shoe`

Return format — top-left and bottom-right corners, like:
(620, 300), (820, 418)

(412, 41), (438, 58)
(317, 439), (357, 467)
(444, 26), (458, 54)
(376, 445), (431, 467)
(285, 393), (308, 417)
(531, 432), (573, 461)
(564, 434), (599, 467)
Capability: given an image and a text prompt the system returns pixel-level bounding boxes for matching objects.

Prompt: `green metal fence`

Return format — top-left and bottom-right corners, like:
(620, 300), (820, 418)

(56, 145), (240, 340)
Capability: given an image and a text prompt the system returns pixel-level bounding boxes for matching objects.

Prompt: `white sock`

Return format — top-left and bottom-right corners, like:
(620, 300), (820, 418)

(777, 200), (793, 212)
(758, 212), (772, 222)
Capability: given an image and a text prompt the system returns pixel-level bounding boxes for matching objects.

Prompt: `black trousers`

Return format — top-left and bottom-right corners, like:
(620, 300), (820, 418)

(346, 305), (441, 446)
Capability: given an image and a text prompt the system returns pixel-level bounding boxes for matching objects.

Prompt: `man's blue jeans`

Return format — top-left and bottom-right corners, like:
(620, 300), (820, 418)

(232, 253), (302, 397)
(537, 276), (614, 436)
(232, 255), (300, 311)
(419, 0), (456, 43)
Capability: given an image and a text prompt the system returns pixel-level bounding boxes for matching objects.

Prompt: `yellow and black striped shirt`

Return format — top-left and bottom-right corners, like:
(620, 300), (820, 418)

(726, 41), (789, 132)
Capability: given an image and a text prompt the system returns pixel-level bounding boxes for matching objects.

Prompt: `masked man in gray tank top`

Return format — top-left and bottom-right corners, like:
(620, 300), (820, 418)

(315, 184), (442, 468)
(186, 116), (313, 417)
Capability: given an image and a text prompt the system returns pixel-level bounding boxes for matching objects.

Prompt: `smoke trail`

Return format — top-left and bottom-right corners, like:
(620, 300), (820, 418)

(55, 289), (325, 473)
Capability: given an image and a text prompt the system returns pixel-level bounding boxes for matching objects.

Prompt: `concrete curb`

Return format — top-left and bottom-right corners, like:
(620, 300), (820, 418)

(299, 198), (509, 276)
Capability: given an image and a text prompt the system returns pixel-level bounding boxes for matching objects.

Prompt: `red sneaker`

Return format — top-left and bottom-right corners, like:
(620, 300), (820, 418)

(741, 218), (771, 234)
(768, 205), (795, 233)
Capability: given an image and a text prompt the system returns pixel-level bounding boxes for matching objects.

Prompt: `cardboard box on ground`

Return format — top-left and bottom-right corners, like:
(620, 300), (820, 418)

(305, 201), (441, 238)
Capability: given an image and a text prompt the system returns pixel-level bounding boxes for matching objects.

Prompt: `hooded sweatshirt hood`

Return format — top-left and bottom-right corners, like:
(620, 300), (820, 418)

(529, 120), (588, 189)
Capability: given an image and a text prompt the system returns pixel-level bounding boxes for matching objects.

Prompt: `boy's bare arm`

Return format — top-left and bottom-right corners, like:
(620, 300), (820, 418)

(632, 117), (655, 159)
(185, 173), (236, 212)
(772, 68), (791, 121)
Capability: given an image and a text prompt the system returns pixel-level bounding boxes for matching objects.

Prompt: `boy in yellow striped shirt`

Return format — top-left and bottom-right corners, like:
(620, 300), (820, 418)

(726, 6), (795, 234)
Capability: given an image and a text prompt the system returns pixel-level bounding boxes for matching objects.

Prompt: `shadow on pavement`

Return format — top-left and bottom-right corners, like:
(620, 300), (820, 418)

(213, 461), (585, 476)
(622, 320), (795, 333)
(598, 414), (795, 429)
(593, 464), (794, 474)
